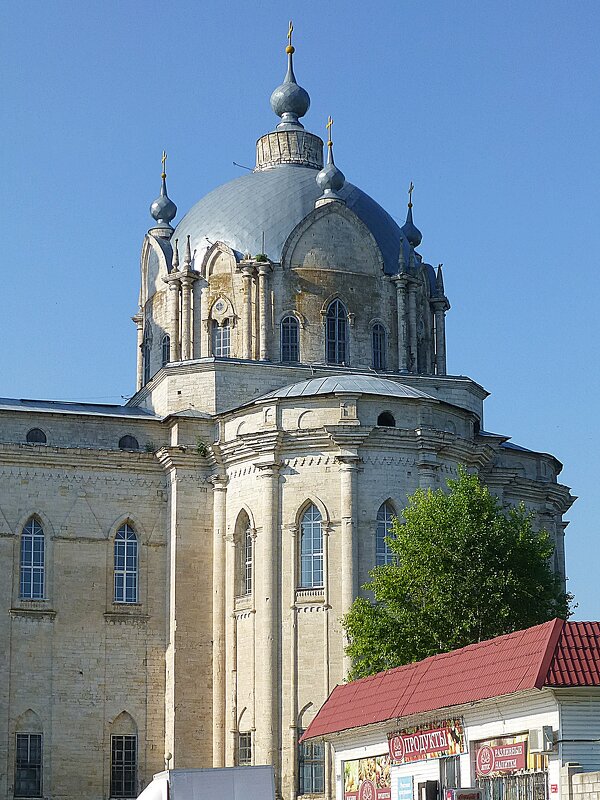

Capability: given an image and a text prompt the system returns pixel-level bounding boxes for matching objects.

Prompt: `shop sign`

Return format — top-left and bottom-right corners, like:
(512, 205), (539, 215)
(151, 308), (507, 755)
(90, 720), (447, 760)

(475, 737), (527, 776)
(344, 755), (391, 800)
(387, 719), (466, 764)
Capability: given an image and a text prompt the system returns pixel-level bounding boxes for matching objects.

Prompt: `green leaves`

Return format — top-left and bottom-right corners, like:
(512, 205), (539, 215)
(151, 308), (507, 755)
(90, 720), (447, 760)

(343, 468), (572, 680)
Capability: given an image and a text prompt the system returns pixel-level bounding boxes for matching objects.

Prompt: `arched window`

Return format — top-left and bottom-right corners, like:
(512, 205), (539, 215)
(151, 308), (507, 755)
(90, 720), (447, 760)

(212, 320), (231, 357)
(325, 300), (348, 365)
(161, 334), (171, 367)
(118, 435), (139, 451)
(236, 516), (253, 597)
(143, 336), (151, 385)
(281, 316), (300, 363)
(300, 504), (323, 588)
(20, 518), (45, 599)
(26, 428), (47, 444)
(376, 502), (395, 566)
(372, 323), (386, 371)
(377, 411), (396, 427)
(114, 523), (138, 604)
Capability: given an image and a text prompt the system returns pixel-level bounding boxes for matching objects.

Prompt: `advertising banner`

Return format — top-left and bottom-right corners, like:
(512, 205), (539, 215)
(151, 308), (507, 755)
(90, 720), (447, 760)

(387, 719), (466, 764)
(344, 755), (391, 800)
(475, 737), (528, 777)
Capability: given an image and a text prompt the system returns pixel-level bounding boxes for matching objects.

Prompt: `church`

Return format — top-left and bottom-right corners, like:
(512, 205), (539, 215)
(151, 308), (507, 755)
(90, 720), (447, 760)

(0, 29), (574, 800)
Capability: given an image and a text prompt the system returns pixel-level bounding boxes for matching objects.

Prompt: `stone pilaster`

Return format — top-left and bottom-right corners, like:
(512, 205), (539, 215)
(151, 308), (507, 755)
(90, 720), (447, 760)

(408, 282), (418, 373)
(165, 276), (181, 362)
(180, 274), (196, 361)
(257, 262), (272, 361)
(211, 475), (228, 767)
(337, 452), (360, 677)
(132, 312), (144, 390)
(254, 460), (280, 775)
(241, 264), (255, 360)
(432, 299), (448, 376)
(392, 276), (409, 372)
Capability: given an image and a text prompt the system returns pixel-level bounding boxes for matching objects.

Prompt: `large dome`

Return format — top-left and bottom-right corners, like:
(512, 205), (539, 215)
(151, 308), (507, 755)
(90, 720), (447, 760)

(173, 164), (403, 274)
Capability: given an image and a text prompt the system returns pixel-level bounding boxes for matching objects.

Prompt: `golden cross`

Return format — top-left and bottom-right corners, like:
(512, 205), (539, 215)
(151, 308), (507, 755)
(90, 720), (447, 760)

(326, 115), (333, 144)
(161, 150), (167, 178)
(408, 181), (414, 207)
(288, 20), (293, 46)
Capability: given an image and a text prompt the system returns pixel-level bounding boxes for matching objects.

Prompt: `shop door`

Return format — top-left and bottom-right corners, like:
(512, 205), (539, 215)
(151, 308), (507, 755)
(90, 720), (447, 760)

(478, 772), (548, 800)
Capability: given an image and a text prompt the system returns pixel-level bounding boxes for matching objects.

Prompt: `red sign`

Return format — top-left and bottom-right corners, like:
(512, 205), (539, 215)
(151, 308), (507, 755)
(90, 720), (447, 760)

(476, 740), (527, 776)
(388, 719), (466, 764)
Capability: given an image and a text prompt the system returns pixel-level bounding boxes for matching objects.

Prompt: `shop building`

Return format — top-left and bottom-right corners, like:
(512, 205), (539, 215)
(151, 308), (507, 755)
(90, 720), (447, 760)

(302, 619), (600, 800)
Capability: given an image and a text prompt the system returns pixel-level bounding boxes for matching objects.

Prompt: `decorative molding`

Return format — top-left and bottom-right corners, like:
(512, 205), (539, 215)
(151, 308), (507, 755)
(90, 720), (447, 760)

(10, 607), (56, 620)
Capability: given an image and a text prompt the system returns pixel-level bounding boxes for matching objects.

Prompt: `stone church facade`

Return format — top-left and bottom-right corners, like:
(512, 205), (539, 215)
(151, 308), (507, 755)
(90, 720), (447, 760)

(0, 35), (573, 800)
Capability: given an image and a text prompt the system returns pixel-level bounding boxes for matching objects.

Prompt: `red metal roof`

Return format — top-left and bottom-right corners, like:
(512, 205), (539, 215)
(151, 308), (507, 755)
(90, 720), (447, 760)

(303, 620), (600, 741)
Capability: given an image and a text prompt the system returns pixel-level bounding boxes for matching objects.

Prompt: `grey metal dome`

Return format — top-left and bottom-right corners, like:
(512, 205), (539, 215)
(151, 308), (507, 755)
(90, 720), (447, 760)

(400, 204), (422, 248)
(150, 175), (177, 226)
(254, 374), (436, 402)
(173, 165), (403, 274)
(316, 140), (345, 201)
(270, 43), (310, 129)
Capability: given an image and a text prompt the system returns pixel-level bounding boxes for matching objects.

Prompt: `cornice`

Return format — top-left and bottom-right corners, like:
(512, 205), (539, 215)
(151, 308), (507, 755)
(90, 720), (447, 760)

(0, 444), (164, 474)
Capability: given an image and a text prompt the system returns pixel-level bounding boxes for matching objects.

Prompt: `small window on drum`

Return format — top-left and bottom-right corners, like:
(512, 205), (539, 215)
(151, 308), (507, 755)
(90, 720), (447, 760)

(372, 323), (386, 371)
(281, 316), (300, 363)
(26, 428), (47, 444)
(118, 435), (139, 451)
(377, 411), (395, 427)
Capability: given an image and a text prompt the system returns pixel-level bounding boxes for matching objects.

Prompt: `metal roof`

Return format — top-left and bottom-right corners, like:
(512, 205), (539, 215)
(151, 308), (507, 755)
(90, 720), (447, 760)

(302, 620), (600, 741)
(0, 397), (158, 420)
(174, 165), (404, 275)
(254, 375), (436, 402)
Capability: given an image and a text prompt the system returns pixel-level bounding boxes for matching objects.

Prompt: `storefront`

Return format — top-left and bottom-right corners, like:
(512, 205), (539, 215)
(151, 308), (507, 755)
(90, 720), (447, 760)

(301, 620), (600, 800)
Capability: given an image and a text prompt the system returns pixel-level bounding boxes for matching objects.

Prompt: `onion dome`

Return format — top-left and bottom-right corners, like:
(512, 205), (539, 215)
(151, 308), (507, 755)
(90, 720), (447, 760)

(400, 182), (422, 248)
(316, 117), (345, 204)
(150, 152), (177, 227)
(270, 22), (310, 130)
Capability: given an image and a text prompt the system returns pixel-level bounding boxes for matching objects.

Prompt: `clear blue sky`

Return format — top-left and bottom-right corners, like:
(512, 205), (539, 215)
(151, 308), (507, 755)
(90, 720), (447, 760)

(1, 1), (598, 618)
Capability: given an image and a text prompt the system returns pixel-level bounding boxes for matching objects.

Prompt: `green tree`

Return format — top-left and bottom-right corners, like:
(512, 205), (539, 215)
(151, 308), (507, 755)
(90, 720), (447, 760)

(343, 469), (572, 680)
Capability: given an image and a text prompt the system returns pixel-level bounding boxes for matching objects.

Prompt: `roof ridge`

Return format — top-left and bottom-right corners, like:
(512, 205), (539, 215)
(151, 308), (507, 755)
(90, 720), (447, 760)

(534, 618), (565, 689)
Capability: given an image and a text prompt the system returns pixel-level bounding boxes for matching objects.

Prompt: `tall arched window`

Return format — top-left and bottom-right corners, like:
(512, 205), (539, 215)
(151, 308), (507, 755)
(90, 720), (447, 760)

(376, 502), (395, 566)
(300, 504), (323, 588)
(212, 320), (231, 357)
(143, 336), (151, 384)
(325, 300), (348, 365)
(281, 316), (300, 362)
(161, 334), (171, 366)
(20, 518), (45, 599)
(236, 514), (253, 597)
(114, 523), (138, 604)
(372, 323), (386, 371)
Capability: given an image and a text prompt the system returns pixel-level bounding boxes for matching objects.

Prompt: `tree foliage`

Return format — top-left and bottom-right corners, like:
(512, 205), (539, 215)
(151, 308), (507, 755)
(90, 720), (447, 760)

(343, 469), (572, 680)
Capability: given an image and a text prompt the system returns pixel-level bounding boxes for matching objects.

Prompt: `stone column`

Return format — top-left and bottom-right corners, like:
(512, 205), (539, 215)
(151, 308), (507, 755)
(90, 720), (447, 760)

(167, 277), (181, 361)
(408, 282), (418, 373)
(212, 476), (228, 767)
(132, 313), (144, 391)
(393, 277), (409, 372)
(241, 265), (254, 360)
(180, 274), (194, 361)
(257, 262), (271, 361)
(255, 461), (280, 774)
(433, 301), (447, 376)
(338, 455), (359, 676)
(224, 531), (237, 766)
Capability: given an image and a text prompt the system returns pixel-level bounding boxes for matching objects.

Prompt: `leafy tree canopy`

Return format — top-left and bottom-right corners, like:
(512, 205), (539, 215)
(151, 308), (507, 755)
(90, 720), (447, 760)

(343, 469), (572, 680)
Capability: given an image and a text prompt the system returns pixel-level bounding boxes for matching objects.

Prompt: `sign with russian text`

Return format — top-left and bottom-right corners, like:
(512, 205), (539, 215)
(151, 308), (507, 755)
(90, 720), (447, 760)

(344, 755), (391, 800)
(397, 776), (414, 800)
(475, 737), (527, 777)
(387, 719), (466, 764)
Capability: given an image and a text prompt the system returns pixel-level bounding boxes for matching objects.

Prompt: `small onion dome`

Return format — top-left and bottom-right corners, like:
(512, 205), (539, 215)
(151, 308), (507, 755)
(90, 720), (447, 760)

(270, 45), (310, 129)
(316, 140), (345, 202)
(150, 174), (177, 226)
(400, 204), (422, 248)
